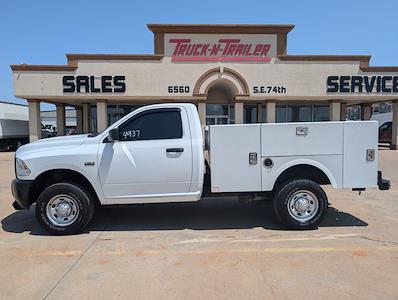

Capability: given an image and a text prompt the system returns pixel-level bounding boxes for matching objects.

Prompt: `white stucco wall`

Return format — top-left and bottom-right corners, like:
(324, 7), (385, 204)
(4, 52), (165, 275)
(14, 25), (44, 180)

(12, 32), (398, 102)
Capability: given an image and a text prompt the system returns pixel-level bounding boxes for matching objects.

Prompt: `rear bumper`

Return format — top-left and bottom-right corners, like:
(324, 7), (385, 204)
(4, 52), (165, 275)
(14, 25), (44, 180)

(11, 179), (34, 209)
(378, 171), (390, 191)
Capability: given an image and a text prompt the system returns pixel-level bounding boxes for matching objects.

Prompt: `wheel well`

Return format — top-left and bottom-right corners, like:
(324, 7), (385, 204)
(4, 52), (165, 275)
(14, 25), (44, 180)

(30, 169), (100, 206)
(274, 164), (330, 190)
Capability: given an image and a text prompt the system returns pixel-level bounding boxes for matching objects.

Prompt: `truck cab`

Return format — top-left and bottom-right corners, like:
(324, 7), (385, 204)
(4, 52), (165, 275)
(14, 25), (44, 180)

(98, 104), (204, 204)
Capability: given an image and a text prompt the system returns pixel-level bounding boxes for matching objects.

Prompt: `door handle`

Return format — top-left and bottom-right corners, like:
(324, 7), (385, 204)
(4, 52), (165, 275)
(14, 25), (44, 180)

(166, 148), (184, 153)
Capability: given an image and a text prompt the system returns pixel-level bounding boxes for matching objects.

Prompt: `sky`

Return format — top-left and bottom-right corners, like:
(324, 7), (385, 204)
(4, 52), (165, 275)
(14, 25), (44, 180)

(0, 0), (397, 110)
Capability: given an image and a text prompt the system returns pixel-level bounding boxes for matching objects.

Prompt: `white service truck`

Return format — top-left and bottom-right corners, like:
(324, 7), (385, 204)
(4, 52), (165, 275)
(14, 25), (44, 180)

(11, 103), (390, 234)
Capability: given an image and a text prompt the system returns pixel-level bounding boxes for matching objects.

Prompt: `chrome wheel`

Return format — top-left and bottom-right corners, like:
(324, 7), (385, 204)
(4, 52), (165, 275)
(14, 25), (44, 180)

(46, 194), (80, 226)
(287, 190), (319, 223)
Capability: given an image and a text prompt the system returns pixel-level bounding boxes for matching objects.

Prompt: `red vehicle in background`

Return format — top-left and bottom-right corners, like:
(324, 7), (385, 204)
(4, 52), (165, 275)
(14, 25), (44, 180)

(379, 122), (392, 145)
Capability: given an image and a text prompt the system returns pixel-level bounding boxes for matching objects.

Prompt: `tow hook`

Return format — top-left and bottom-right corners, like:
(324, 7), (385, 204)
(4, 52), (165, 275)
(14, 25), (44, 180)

(12, 201), (23, 210)
(352, 188), (365, 195)
(378, 171), (391, 191)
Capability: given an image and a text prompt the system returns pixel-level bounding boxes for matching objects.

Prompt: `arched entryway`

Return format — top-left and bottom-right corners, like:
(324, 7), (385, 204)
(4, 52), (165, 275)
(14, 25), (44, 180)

(194, 67), (252, 125)
(193, 67), (249, 96)
(205, 79), (237, 125)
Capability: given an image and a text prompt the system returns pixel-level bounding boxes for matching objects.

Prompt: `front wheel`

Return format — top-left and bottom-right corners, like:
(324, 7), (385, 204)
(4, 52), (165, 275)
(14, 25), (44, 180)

(36, 183), (95, 235)
(273, 179), (328, 229)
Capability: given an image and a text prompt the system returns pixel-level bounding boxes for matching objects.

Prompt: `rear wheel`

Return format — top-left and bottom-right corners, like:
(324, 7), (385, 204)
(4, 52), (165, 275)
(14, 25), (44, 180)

(36, 183), (95, 235)
(273, 179), (328, 229)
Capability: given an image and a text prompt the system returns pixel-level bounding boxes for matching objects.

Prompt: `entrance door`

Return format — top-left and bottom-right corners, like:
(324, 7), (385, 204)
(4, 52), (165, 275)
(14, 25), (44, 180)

(98, 107), (193, 203)
(206, 104), (234, 125)
(206, 115), (228, 125)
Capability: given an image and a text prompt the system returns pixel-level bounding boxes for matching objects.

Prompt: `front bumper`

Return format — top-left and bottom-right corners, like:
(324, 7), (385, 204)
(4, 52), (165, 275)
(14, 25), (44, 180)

(378, 171), (390, 191)
(11, 179), (34, 209)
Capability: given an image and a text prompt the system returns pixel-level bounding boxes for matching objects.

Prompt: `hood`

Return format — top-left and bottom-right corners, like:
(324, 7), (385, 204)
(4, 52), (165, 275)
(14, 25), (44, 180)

(16, 134), (90, 157)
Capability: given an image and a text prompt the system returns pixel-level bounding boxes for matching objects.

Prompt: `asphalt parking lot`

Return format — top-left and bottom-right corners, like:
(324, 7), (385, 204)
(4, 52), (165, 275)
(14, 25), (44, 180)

(0, 150), (398, 299)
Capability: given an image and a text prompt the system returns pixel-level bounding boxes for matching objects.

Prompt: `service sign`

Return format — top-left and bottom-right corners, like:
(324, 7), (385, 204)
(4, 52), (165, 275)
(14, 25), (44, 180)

(327, 76), (398, 93)
(164, 34), (277, 62)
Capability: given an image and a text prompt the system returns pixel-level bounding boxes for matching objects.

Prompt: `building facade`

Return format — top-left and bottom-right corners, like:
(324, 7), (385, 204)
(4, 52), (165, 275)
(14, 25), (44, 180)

(10, 24), (398, 148)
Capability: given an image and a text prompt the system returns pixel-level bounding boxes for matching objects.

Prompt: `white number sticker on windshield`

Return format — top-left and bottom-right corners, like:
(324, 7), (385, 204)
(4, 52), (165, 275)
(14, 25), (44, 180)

(123, 129), (141, 139)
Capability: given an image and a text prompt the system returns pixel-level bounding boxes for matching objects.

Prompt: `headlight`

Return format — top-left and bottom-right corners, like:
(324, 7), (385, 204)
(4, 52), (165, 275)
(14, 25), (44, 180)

(16, 158), (31, 176)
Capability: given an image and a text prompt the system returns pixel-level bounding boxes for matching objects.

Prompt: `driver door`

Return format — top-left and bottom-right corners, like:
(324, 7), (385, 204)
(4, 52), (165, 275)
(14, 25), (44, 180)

(98, 107), (193, 204)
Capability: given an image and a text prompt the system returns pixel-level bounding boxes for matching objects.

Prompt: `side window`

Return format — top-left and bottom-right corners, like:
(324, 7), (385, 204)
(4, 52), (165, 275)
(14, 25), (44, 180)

(119, 109), (183, 141)
(380, 122), (391, 130)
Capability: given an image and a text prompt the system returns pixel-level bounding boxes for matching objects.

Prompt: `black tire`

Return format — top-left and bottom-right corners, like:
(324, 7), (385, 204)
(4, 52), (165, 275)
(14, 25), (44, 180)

(273, 179), (328, 229)
(36, 183), (95, 235)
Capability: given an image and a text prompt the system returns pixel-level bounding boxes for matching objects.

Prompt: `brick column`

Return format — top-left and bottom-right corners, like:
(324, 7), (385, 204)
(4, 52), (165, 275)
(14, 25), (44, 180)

(257, 103), (263, 123)
(82, 103), (90, 133)
(27, 100), (41, 141)
(198, 102), (206, 130)
(266, 101), (276, 123)
(234, 102), (243, 124)
(56, 103), (66, 136)
(329, 101), (341, 121)
(340, 103), (347, 121)
(361, 104), (372, 120)
(391, 101), (398, 150)
(97, 100), (108, 132)
(76, 107), (83, 134)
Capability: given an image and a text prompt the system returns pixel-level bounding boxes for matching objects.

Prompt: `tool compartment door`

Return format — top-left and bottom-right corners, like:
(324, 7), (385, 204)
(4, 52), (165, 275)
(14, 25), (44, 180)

(260, 122), (344, 157)
(343, 121), (378, 188)
(209, 124), (261, 192)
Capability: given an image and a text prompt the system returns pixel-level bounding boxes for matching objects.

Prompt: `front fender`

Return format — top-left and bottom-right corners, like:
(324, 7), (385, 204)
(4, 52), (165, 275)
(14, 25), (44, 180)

(15, 143), (105, 204)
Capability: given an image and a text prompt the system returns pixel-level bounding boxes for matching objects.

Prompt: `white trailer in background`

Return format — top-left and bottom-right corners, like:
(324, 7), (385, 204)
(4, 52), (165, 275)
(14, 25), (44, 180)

(0, 101), (29, 150)
(0, 101), (58, 151)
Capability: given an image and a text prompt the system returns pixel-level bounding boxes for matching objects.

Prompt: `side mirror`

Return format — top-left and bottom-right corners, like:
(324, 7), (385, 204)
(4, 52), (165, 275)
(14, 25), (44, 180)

(108, 128), (119, 142)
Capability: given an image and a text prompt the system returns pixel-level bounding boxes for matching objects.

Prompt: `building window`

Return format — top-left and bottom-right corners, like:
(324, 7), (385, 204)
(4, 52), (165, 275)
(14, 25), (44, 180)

(276, 104), (330, 123)
(287, 105), (312, 122)
(259, 104), (267, 123)
(206, 104), (234, 125)
(371, 102), (392, 115)
(312, 105), (329, 122)
(89, 104), (97, 132)
(89, 104), (142, 133)
(347, 105), (361, 120)
(276, 104), (287, 123)
(108, 104), (118, 125)
(119, 104), (140, 117)
(244, 104), (257, 123)
(107, 104), (141, 125)
(243, 104), (267, 123)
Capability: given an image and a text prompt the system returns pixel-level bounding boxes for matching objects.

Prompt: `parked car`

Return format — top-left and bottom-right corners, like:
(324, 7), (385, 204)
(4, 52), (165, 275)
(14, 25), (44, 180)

(41, 124), (57, 139)
(66, 128), (77, 135)
(11, 103), (390, 234)
(379, 121), (392, 145)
